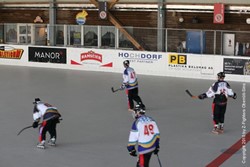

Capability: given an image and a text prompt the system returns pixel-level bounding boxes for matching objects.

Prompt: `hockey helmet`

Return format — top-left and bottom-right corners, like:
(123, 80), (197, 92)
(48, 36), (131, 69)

(134, 105), (145, 115)
(33, 98), (41, 104)
(123, 60), (130, 67)
(217, 72), (225, 78)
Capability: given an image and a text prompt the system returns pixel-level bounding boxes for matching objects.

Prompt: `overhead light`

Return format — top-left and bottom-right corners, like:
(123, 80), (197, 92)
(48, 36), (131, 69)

(246, 18), (250, 24)
(179, 17), (184, 23)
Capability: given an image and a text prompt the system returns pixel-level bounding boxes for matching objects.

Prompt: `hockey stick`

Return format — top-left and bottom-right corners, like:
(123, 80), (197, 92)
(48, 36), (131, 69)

(156, 154), (162, 167)
(111, 87), (123, 93)
(185, 89), (198, 99)
(17, 115), (62, 136)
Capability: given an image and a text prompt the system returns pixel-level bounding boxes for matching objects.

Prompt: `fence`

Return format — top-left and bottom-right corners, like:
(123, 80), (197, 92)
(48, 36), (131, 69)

(0, 23), (250, 56)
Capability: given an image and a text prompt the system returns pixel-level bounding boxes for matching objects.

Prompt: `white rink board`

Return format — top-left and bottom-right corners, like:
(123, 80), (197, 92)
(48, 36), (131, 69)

(0, 44), (249, 82)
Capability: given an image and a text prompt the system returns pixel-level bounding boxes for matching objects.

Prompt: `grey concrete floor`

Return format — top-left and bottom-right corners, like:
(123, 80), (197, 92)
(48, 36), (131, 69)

(0, 65), (249, 167)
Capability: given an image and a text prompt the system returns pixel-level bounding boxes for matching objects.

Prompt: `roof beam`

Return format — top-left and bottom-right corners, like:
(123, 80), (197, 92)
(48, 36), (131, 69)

(89, 0), (145, 50)
(108, 0), (119, 9)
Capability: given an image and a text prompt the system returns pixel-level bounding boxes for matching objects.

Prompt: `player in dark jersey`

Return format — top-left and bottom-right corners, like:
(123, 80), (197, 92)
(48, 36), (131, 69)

(198, 72), (237, 134)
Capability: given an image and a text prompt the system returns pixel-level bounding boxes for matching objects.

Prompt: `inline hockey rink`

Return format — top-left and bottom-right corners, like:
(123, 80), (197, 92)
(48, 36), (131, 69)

(0, 65), (249, 167)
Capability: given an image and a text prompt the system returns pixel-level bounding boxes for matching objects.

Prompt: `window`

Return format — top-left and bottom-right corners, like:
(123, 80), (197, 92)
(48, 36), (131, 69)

(101, 26), (115, 47)
(0, 24), (3, 43)
(4, 24), (17, 43)
(55, 25), (64, 45)
(68, 25), (81, 46)
(119, 27), (133, 49)
(34, 24), (47, 45)
(84, 26), (97, 47)
(18, 24), (32, 44)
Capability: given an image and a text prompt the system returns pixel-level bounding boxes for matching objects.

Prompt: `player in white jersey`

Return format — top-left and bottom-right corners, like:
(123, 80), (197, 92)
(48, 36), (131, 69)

(32, 98), (61, 149)
(127, 105), (160, 167)
(198, 72), (237, 134)
(121, 60), (145, 112)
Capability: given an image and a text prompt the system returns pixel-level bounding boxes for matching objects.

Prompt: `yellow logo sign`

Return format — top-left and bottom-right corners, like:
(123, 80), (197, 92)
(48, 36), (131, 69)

(168, 54), (187, 64)
(76, 10), (88, 25)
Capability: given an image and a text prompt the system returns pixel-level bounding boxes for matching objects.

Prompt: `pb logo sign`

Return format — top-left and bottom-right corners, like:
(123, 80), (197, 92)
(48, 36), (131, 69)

(168, 54), (187, 64)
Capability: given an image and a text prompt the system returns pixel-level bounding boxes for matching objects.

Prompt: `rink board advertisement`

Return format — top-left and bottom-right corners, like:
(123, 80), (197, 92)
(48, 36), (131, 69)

(29, 47), (67, 64)
(0, 44), (249, 82)
(224, 58), (250, 75)
(67, 48), (113, 72)
(67, 48), (167, 75)
(0, 45), (26, 63)
(116, 50), (166, 75)
(166, 53), (220, 79)
(0, 45), (24, 59)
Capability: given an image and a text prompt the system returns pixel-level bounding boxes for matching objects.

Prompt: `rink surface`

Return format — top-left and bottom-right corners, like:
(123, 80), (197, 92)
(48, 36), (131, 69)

(0, 65), (249, 167)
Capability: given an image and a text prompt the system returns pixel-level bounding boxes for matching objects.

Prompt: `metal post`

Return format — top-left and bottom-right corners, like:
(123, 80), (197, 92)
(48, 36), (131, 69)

(115, 27), (119, 49)
(214, 30), (216, 55)
(98, 25), (101, 48)
(63, 24), (67, 46)
(49, 0), (56, 46)
(200, 30), (203, 54)
(157, 0), (166, 52)
(81, 25), (84, 46)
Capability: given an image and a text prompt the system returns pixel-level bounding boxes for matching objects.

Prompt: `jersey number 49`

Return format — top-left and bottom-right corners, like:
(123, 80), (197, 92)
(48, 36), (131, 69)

(144, 124), (154, 135)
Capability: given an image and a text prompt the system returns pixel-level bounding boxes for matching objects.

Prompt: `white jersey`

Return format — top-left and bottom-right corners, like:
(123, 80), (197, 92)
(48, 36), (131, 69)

(33, 102), (58, 121)
(205, 80), (235, 104)
(127, 115), (160, 154)
(123, 67), (138, 90)
(205, 81), (234, 98)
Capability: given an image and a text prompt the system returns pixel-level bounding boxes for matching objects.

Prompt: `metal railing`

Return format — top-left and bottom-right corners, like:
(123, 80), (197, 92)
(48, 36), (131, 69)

(0, 23), (250, 56)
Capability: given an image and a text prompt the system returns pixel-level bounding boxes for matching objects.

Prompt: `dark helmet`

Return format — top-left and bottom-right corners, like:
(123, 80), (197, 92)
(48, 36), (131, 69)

(134, 105), (145, 115)
(33, 98), (41, 104)
(217, 72), (225, 78)
(123, 60), (130, 67)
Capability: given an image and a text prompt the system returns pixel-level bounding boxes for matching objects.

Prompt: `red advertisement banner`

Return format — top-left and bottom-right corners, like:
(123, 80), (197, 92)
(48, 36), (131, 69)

(213, 3), (224, 24)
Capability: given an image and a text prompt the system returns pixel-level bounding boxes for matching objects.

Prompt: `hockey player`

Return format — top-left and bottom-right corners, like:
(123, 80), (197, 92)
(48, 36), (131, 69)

(121, 60), (146, 112)
(198, 72), (237, 134)
(127, 105), (160, 167)
(32, 98), (61, 149)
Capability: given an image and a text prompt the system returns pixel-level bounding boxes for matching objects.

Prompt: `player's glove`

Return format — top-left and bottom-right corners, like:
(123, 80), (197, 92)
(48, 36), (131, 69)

(120, 83), (126, 90)
(32, 121), (39, 128)
(154, 145), (160, 155)
(129, 149), (137, 157)
(198, 93), (207, 100)
(232, 92), (237, 99)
